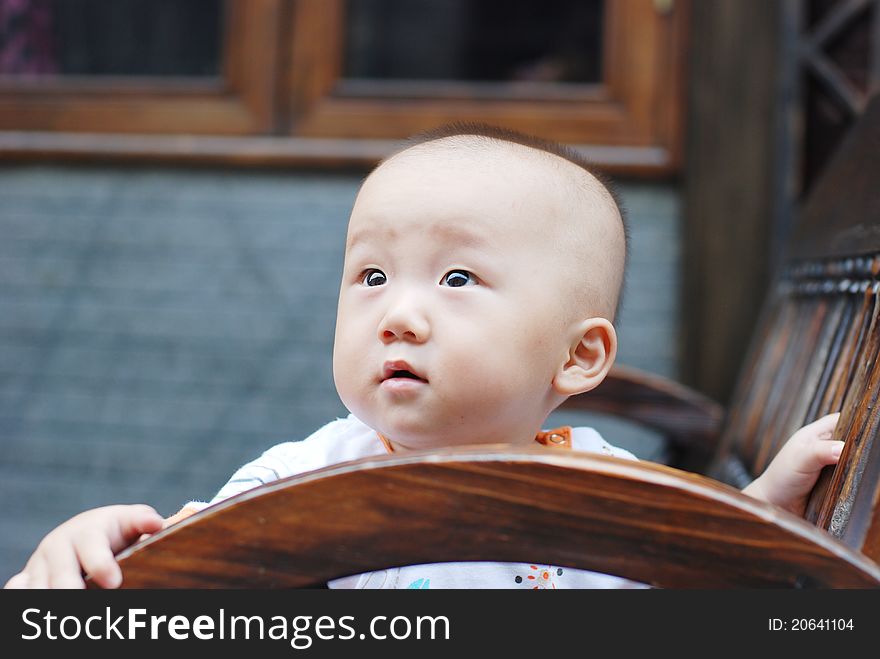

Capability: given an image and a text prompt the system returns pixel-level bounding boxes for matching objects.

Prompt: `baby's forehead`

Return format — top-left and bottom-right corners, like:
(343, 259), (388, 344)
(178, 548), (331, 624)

(362, 137), (619, 236)
(360, 138), (617, 237)
(377, 135), (600, 195)
(353, 137), (621, 248)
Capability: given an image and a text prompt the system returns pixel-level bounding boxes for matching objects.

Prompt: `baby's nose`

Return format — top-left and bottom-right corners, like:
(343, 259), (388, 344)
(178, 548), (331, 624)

(378, 299), (430, 344)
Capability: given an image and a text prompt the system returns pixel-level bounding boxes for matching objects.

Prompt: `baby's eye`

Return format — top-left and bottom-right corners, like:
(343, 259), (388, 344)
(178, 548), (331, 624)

(361, 269), (387, 287)
(441, 270), (476, 287)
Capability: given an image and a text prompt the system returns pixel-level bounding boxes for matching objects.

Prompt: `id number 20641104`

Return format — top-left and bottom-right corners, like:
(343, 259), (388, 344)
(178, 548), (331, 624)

(768, 618), (853, 631)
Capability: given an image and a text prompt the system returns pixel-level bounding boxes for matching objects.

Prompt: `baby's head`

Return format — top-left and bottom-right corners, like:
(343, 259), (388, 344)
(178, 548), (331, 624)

(333, 125), (628, 450)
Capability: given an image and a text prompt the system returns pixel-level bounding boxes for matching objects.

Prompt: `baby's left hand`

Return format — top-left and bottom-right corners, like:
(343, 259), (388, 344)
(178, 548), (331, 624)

(741, 412), (842, 517)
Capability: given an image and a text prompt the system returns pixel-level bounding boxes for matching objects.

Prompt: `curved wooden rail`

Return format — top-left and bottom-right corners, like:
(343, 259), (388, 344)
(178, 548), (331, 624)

(113, 447), (880, 588)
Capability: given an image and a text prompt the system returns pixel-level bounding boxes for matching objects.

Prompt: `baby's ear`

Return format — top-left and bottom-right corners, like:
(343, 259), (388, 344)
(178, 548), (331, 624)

(552, 318), (617, 397)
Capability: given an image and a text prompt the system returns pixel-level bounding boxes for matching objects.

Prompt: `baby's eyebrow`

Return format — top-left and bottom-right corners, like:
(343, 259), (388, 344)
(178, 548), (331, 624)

(346, 225), (397, 250)
(424, 222), (490, 248)
(347, 222), (490, 250)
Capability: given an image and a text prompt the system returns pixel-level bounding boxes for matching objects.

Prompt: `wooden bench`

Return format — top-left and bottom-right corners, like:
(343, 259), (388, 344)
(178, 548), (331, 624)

(111, 95), (880, 589)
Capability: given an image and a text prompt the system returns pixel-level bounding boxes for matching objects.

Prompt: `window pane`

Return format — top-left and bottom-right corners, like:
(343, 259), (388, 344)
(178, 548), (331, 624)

(0, 0), (224, 77)
(344, 0), (604, 84)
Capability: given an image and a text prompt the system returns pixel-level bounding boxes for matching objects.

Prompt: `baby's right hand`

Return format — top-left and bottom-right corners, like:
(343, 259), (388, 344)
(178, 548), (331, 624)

(4, 504), (163, 589)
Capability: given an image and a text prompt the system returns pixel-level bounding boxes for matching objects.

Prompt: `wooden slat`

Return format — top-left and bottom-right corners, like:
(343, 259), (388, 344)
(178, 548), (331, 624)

(806, 284), (876, 523)
(809, 286), (873, 417)
(710, 292), (788, 479)
(738, 296), (800, 467)
(0, 130), (669, 177)
(776, 295), (845, 445)
(112, 448), (880, 589)
(807, 289), (860, 421)
(754, 295), (830, 472)
(816, 288), (880, 534)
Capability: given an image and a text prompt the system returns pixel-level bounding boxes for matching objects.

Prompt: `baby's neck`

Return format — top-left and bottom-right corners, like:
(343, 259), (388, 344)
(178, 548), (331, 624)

(383, 428), (543, 453)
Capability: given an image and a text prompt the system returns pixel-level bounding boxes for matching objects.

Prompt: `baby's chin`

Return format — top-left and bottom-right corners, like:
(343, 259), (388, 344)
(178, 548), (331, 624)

(344, 398), (538, 450)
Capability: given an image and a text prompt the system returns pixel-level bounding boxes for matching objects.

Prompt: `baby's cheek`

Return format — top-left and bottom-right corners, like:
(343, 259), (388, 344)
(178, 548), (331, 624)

(452, 353), (533, 404)
(333, 356), (371, 414)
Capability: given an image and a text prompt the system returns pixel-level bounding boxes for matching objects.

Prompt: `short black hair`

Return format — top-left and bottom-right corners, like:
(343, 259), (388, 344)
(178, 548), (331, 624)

(395, 122), (630, 321)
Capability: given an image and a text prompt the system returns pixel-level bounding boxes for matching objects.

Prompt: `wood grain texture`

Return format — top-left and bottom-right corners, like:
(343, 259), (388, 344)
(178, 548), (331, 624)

(0, 0), (281, 135)
(281, 0), (687, 174)
(113, 448), (880, 589)
(0, 0), (687, 175)
(682, 0), (780, 403)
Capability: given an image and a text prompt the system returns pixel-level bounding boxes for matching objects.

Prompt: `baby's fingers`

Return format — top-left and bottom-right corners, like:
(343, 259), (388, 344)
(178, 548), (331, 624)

(805, 412), (841, 439)
(4, 573), (26, 588)
(6, 554), (51, 589)
(5, 572), (32, 589)
(76, 538), (122, 589)
(787, 438), (844, 475)
(816, 439), (844, 466)
(43, 541), (86, 589)
(105, 504), (164, 552)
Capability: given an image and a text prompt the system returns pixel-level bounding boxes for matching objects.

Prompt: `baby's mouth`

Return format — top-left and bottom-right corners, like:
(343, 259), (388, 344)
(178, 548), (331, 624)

(390, 370), (421, 379)
(382, 361), (428, 383)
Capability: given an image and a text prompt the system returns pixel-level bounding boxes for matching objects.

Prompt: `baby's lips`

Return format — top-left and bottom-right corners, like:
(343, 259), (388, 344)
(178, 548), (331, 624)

(382, 359), (427, 382)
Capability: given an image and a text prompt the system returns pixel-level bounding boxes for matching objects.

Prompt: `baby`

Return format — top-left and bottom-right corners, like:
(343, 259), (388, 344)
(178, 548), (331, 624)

(5, 125), (843, 589)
